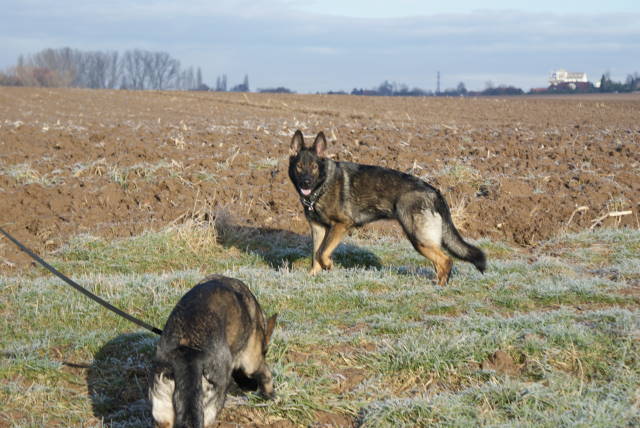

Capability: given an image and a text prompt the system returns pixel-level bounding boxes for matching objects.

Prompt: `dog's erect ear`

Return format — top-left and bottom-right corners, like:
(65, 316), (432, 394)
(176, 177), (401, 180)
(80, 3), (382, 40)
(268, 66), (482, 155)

(312, 132), (327, 157)
(290, 130), (304, 156)
(264, 314), (278, 346)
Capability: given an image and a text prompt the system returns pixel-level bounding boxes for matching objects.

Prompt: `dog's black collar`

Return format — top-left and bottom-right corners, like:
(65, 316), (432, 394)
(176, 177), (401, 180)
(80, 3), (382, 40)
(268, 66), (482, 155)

(300, 180), (329, 211)
(300, 191), (320, 211)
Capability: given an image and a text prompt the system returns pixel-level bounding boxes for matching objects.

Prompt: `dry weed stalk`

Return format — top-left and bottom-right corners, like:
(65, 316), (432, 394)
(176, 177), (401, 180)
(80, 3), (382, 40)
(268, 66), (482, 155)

(565, 206), (589, 229)
(450, 196), (470, 234)
(590, 210), (632, 230)
(222, 147), (241, 168)
(170, 193), (218, 254)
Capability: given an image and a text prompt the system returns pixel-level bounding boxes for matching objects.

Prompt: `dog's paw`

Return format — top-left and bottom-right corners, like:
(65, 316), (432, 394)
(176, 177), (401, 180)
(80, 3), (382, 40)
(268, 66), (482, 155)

(260, 389), (276, 400)
(320, 258), (333, 270)
(310, 265), (322, 275)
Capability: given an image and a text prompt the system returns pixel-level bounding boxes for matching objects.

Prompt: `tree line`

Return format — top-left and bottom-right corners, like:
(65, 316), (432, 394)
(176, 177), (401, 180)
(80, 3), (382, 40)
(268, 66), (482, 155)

(0, 47), (207, 90)
(2, 48), (638, 96)
(214, 74), (251, 92)
(347, 80), (523, 97)
(348, 73), (639, 97)
(0, 47), (282, 93)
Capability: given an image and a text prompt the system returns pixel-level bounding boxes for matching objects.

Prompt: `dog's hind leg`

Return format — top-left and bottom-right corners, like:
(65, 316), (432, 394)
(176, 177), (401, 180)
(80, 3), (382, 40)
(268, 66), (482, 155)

(309, 220), (327, 275)
(415, 243), (453, 286)
(398, 204), (453, 286)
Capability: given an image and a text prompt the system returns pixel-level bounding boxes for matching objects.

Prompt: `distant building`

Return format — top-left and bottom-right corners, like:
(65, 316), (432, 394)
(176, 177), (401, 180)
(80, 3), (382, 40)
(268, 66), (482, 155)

(549, 69), (588, 85)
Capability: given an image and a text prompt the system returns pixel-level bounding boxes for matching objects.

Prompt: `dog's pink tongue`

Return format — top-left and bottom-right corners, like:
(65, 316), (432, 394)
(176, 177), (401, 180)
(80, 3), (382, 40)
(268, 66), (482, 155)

(301, 188), (312, 196)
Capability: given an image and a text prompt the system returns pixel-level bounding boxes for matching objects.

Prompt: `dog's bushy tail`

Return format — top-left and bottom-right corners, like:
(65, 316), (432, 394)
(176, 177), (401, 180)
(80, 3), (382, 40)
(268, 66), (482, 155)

(441, 213), (486, 273)
(172, 346), (205, 428)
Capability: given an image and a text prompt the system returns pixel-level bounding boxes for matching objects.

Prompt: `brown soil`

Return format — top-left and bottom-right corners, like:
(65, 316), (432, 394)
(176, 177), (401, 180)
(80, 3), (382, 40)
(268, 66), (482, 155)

(1, 88), (639, 271)
(480, 350), (525, 376)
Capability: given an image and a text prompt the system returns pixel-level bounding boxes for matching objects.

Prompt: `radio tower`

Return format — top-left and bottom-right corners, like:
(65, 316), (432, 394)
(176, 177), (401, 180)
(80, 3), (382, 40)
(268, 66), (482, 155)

(436, 71), (441, 95)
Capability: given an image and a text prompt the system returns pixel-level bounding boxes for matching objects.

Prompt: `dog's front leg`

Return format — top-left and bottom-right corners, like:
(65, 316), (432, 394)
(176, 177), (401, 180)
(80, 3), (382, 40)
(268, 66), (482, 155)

(309, 221), (327, 275)
(252, 361), (275, 399)
(317, 223), (348, 271)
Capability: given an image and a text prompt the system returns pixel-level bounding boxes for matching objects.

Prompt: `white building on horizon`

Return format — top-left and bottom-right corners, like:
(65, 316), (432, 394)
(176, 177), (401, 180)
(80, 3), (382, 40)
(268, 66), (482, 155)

(549, 69), (588, 85)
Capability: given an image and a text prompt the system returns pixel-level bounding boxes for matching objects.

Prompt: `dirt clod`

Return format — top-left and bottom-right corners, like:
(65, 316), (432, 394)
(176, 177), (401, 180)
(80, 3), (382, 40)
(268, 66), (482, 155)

(481, 350), (524, 376)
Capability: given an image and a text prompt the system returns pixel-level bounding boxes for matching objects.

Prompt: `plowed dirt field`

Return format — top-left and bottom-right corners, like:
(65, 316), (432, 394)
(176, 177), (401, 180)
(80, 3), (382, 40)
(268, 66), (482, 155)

(1, 87), (638, 270)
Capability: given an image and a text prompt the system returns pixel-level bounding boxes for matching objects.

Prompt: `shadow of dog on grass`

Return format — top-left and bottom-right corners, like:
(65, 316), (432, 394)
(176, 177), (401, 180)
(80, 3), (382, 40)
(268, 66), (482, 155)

(212, 212), (382, 271)
(87, 333), (156, 427)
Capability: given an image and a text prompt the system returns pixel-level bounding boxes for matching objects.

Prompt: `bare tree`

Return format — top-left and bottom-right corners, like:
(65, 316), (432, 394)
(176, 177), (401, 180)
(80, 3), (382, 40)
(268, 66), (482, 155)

(5, 47), (203, 91)
(179, 66), (195, 90)
(29, 47), (76, 86)
(196, 67), (203, 88)
(626, 72), (640, 90)
(104, 51), (120, 89)
(121, 49), (148, 89)
(215, 74), (228, 91)
(85, 51), (121, 89)
(146, 51), (180, 89)
(243, 74), (249, 92)
(230, 74), (250, 92)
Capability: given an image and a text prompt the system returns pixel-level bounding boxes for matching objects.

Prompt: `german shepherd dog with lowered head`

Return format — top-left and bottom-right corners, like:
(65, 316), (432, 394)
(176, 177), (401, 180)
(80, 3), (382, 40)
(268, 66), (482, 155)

(149, 275), (277, 428)
(288, 130), (486, 286)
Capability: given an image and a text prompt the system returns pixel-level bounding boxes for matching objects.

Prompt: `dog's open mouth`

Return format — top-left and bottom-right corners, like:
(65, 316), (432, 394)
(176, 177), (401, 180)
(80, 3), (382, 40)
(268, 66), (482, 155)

(300, 188), (312, 196)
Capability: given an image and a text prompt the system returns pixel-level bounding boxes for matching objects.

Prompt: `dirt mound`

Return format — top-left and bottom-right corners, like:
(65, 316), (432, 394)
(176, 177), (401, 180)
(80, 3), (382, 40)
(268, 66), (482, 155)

(480, 350), (525, 376)
(1, 88), (638, 271)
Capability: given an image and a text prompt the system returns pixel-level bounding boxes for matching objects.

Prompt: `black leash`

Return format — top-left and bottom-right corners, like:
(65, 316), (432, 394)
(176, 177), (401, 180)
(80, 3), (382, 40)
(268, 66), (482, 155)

(0, 226), (163, 336)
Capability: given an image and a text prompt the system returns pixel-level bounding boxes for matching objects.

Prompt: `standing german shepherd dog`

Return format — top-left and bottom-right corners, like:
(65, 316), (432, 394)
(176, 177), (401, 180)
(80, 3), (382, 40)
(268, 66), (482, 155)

(150, 275), (277, 428)
(288, 130), (486, 286)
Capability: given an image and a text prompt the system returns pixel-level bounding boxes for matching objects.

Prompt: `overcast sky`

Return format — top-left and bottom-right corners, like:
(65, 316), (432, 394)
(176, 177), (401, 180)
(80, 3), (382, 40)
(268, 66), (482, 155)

(1, 0), (639, 92)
